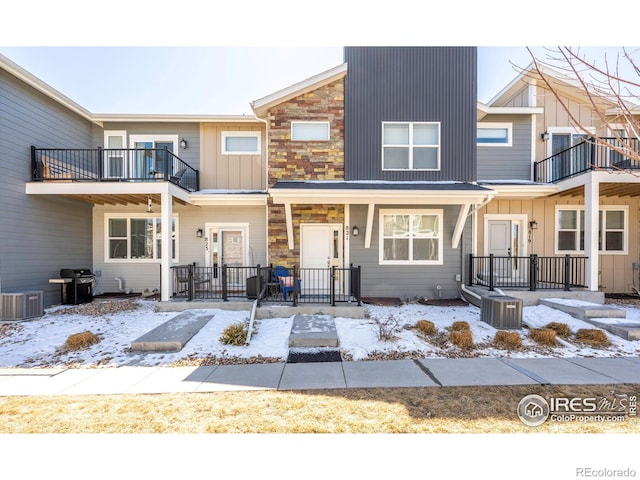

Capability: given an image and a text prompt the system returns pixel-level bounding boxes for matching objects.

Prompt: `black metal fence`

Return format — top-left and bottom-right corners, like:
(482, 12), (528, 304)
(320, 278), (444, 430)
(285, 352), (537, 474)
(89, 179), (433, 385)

(32, 146), (199, 192)
(468, 254), (588, 291)
(171, 263), (362, 306)
(534, 137), (640, 183)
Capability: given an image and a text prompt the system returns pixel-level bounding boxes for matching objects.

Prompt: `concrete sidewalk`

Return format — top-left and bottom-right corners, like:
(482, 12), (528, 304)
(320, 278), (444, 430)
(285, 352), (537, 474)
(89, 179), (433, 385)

(0, 356), (638, 396)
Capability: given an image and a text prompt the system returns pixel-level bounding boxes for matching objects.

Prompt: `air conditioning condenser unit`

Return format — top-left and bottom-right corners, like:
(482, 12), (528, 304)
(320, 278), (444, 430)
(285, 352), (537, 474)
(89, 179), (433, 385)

(0, 292), (44, 321)
(480, 295), (522, 329)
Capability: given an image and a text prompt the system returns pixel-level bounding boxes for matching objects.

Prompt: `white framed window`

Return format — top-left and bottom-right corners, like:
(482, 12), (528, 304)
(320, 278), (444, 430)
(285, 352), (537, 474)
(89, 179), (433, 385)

(221, 131), (261, 155)
(477, 122), (512, 146)
(382, 122), (440, 170)
(105, 215), (178, 262)
(379, 209), (443, 265)
(291, 121), (330, 141)
(555, 206), (627, 254)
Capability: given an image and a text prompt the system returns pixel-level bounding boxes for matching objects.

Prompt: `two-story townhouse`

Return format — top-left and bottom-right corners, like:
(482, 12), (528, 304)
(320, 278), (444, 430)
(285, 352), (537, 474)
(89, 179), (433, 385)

(254, 47), (492, 301)
(1, 53), (269, 306)
(473, 63), (640, 299)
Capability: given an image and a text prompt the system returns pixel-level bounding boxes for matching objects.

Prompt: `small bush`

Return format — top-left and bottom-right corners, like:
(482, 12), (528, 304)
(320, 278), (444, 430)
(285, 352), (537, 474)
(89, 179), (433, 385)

(450, 330), (473, 348)
(575, 329), (610, 346)
(415, 320), (436, 335)
(451, 321), (470, 332)
(373, 314), (402, 342)
(63, 331), (100, 351)
(544, 322), (571, 338)
(219, 322), (248, 346)
(494, 330), (522, 349)
(529, 328), (557, 346)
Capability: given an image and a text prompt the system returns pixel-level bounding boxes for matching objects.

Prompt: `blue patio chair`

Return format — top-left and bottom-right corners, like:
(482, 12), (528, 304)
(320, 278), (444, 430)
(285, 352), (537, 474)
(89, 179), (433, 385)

(273, 266), (300, 300)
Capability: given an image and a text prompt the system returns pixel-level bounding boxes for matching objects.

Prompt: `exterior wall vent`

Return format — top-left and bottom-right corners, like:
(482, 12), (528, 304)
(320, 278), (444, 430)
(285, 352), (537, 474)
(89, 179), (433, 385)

(0, 292), (44, 321)
(480, 295), (522, 329)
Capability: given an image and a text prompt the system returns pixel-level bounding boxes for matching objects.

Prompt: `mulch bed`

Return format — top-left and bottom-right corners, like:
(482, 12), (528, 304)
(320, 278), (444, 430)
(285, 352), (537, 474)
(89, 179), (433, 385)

(361, 297), (404, 306)
(418, 298), (469, 307)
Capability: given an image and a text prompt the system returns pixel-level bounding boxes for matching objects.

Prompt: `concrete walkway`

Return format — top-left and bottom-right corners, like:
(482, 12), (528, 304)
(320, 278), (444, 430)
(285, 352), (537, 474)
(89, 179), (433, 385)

(0, 356), (638, 396)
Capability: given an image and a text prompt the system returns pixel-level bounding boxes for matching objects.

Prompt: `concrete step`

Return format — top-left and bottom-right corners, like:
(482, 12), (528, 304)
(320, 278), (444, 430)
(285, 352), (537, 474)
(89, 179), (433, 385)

(288, 314), (339, 348)
(539, 298), (626, 320)
(583, 318), (640, 341)
(130, 310), (215, 352)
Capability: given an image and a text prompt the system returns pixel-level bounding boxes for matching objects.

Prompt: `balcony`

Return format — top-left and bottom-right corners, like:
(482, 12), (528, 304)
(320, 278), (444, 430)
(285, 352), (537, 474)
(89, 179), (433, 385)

(534, 137), (640, 184)
(31, 146), (199, 192)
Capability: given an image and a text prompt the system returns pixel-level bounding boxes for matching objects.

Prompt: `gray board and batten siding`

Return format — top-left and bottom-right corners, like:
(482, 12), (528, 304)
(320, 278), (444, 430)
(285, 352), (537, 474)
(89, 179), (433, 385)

(343, 46), (478, 182)
(349, 204), (472, 300)
(0, 68), (93, 306)
(477, 115), (532, 182)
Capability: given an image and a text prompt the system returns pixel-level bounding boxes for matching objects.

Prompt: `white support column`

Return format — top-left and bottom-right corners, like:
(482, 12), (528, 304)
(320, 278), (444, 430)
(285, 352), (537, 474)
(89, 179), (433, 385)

(344, 203), (350, 268)
(160, 192), (173, 301)
(284, 202), (294, 250)
(364, 203), (375, 249)
(584, 176), (600, 291)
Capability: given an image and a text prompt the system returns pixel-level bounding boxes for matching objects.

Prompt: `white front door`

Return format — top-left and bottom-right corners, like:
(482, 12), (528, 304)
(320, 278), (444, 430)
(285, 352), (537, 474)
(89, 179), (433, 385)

(300, 224), (343, 294)
(205, 224), (248, 285)
(485, 216), (526, 279)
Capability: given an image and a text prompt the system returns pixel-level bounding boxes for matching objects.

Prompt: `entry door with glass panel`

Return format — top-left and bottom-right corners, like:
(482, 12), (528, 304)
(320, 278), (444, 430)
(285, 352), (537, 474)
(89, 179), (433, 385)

(132, 141), (174, 179)
(551, 133), (590, 179)
(487, 220), (521, 279)
(104, 132), (126, 178)
(300, 224), (343, 297)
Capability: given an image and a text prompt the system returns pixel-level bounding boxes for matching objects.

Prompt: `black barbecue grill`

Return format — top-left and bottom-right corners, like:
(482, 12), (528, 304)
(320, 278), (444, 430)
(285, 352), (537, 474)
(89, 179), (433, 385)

(49, 268), (95, 305)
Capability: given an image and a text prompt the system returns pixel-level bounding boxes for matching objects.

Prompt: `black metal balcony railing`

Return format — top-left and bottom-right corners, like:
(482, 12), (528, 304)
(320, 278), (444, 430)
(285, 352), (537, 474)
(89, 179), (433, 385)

(31, 146), (199, 192)
(534, 137), (640, 183)
(468, 254), (588, 291)
(171, 263), (362, 306)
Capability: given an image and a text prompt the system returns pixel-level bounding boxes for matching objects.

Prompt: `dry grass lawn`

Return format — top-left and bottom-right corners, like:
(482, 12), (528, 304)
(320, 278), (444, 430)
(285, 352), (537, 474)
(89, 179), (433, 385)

(1, 384), (638, 433)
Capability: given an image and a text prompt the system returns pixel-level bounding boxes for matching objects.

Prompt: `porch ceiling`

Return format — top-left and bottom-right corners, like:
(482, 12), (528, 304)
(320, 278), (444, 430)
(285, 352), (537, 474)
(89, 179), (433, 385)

(61, 193), (188, 206)
(553, 183), (640, 198)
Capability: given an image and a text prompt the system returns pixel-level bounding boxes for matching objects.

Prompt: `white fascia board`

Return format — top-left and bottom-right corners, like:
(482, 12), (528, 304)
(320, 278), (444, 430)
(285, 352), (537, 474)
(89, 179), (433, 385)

(93, 114), (262, 123)
(477, 101), (543, 117)
(189, 193), (268, 206)
(25, 181), (192, 204)
(487, 184), (558, 198)
(0, 53), (96, 124)
(269, 189), (490, 205)
(251, 63), (347, 116)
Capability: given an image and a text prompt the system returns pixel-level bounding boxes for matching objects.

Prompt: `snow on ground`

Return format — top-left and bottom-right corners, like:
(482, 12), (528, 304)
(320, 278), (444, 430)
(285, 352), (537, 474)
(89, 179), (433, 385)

(0, 298), (639, 368)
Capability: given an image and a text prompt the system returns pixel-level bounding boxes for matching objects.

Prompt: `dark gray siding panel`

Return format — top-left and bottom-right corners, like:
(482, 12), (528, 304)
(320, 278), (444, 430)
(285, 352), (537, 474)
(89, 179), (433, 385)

(344, 47), (477, 182)
(477, 114), (532, 181)
(0, 70), (93, 306)
(95, 122), (200, 170)
(349, 204), (471, 299)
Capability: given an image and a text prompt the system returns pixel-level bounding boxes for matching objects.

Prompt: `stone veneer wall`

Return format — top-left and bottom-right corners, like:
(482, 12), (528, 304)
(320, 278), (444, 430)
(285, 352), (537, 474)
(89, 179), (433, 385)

(267, 79), (345, 265)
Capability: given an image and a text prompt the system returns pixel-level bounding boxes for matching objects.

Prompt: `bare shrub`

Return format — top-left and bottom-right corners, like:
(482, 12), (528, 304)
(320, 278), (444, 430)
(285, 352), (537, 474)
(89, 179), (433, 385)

(575, 329), (610, 346)
(451, 321), (470, 331)
(219, 322), (248, 346)
(450, 330), (473, 348)
(415, 320), (436, 335)
(493, 331), (522, 349)
(544, 322), (571, 338)
(63, 331), (100, 351)
(529, 328), (557, 346)
(373, 314), (402, 341)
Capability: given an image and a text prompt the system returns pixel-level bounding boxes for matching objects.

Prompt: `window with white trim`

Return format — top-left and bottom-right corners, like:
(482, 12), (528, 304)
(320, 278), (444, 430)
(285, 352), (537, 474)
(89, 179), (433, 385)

(382, 122), (440, 170)
(555, 206), (627, 254)
(291, 121), (330, 141)
(379, 209), (443, 265)
(477, 122), (512, 146)
(221, 131), (261, 155)
(106, 216), (177, 261)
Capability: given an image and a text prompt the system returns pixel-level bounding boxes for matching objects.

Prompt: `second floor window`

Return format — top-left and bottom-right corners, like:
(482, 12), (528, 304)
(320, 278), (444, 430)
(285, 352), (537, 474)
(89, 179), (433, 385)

(382, 122), (440, 170)
(291, 121), (330, 141)
(221, 131), (261, 155)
